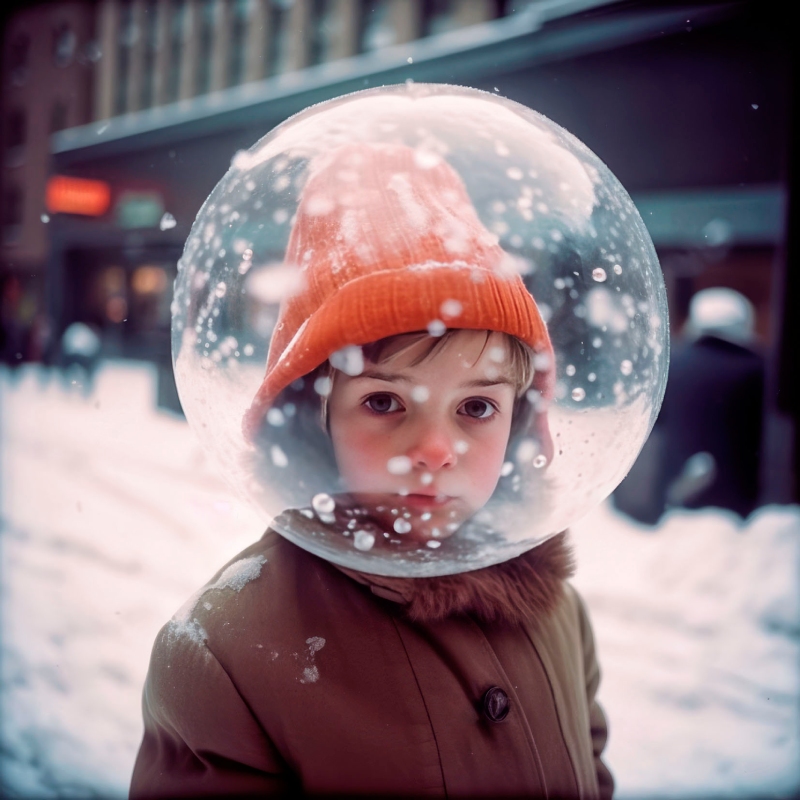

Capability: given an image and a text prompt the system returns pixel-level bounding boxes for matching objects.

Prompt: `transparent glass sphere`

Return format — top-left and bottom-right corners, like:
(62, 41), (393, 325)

(172, 83), (669, 577)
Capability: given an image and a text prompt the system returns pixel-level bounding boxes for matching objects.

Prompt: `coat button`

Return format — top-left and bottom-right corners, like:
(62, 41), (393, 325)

(481, 686), (510, 723)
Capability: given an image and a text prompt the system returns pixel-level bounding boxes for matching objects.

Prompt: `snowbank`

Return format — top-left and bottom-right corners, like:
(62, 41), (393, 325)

(1, 363), (798, 797)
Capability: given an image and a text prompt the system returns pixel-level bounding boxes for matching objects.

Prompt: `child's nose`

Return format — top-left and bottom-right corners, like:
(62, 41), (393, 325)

(406, 426), (456, 472)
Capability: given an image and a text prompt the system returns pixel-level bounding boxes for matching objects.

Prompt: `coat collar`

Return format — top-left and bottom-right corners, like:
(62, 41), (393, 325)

(338, 532), (574, 626)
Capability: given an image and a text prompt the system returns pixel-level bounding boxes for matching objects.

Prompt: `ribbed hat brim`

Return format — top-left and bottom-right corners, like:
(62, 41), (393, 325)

(242, 264), (553, 441)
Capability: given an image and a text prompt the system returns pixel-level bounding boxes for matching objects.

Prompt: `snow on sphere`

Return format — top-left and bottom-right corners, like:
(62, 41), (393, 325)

(393, 518), (412, 534)
(353, 530), (376, 551)
(172, 83), (669, 577)
(411, 385), (430, 403)
(387, 455), (412, 475)
(270, 445), (288, 467)
(440, 299), (463, 318)
(312, 493), (336, 515)
(267, 407), (285, 426)
(329, 345), (364, 376)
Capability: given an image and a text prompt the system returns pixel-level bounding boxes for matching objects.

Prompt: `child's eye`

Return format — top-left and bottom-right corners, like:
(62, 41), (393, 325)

(459, 398), (497, 419)
(364, 393), (403, 414)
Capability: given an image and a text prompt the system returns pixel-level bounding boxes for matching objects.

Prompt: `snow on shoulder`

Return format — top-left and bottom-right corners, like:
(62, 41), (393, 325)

(169, 554), (268, 645)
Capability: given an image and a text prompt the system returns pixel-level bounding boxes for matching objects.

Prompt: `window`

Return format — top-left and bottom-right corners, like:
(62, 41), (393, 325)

(141, 0), (160, 108)
(3, 184), (24, 244)
(360, 0), (395, 52)
(8, 32), (31, 85)
(116, 0), (135, 114)
(130, 264), (172, 330)
(268, 0), (292, 76)
(423, 0), (457, 37)
(50, 101), (69, 133)
(52, 22), (77, 67)
(229, 0), (251, 86)
(6, 108), (27, 152)
(99, 266), (128, 324)
(196, 0), (215, 94)
(310, 0), (335, 65)
(168, 0), (185, 102)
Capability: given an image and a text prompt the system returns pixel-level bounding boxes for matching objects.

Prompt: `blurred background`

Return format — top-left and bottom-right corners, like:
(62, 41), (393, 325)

(1, 0), (798, 797)
(2, 0), (797, 512)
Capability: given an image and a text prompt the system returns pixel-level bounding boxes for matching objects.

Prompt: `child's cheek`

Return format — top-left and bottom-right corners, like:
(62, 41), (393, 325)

(467, 455), (502, 502)
(464, 426), (512, 501)
(334, 425), (391, 492)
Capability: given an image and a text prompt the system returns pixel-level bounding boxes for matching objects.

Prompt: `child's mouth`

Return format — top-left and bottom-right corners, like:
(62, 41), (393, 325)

(399, 493), (452, 510)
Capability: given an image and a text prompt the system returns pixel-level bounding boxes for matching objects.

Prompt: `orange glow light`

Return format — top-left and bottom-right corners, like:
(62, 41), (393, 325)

(132, 265), (168, 294)
(46, 175), (111, 217)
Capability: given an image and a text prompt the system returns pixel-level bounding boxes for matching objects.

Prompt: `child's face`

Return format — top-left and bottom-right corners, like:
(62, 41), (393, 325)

(327, 330), (517, 541)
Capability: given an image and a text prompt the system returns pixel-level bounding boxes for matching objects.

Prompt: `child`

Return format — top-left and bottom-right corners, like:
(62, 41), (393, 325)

(131, 142), (613, 798)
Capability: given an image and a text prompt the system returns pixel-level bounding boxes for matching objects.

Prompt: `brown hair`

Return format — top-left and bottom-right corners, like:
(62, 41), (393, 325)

(319, 329), (536, 432)
(361, 330), (535, 398)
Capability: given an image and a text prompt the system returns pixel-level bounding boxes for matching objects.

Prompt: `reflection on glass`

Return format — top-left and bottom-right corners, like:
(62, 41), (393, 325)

(172, 84), (669, 576)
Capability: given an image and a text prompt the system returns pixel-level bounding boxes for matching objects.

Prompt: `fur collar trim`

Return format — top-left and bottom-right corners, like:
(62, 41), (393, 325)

(340, 533), (574, 626)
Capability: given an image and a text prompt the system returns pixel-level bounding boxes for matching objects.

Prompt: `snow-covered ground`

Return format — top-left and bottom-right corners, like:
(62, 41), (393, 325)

(1, 362), (798, 798)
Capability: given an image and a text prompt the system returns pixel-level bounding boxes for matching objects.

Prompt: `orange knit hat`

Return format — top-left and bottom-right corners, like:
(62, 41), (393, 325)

(243, 142), (555, 456)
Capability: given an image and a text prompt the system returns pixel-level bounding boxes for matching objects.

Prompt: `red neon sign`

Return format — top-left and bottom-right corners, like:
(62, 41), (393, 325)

(46, 175), (111, 217)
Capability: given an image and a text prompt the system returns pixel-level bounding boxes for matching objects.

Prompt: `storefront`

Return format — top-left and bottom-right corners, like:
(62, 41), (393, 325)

(45, 0), (794, 496)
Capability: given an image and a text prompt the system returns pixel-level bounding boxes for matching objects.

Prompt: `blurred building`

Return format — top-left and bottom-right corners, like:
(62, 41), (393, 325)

(1, 0), (96, 363)
(1, 0), (796, 502)
(1, 0), (506, 368)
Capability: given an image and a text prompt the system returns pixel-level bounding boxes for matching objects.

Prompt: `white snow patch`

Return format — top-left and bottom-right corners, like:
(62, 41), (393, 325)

(298, 637), (325, 684)
(170, 555), (267, 643)
(166, 617), (208, 647)
(302, 666), (319, 683)
(306, 636), (326, 656)
(1, 363), (798, 798)
(571, 502), (800, 798)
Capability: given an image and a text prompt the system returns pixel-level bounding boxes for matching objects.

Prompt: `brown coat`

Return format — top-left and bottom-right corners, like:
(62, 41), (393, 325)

(130, 522), (613, 798)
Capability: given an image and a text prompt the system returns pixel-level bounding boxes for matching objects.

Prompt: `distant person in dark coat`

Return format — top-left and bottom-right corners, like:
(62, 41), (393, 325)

(614, 287), (764, 523)
(659, 287), (765, 517)
(659, 288), (764, 517)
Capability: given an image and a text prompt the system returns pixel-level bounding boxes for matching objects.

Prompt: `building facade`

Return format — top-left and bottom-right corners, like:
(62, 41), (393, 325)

(1, 0), (503, 364)
(1, 0), (796, 502)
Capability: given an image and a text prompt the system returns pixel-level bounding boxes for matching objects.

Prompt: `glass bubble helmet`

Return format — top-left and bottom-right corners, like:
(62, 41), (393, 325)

(172, 83), (669, 577)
